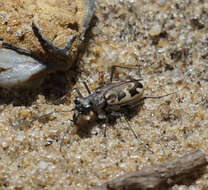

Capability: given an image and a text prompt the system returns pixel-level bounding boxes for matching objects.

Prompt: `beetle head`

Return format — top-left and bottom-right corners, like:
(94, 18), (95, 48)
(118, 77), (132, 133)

(74, 97), (92, 114)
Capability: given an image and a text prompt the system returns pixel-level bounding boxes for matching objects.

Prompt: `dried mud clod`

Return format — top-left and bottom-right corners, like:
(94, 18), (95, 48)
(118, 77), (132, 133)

(0, 0), (95, 88)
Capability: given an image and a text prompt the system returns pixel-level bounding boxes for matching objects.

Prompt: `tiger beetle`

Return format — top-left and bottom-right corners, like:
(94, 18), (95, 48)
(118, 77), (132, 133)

(57, 65), (183, 152)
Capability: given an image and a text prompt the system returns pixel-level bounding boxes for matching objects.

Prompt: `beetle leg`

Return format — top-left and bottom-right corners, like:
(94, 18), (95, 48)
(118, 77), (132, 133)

(32, 21), (76, 58)
(83, 81), (91, 94)
(103, 123), (107, 138)
(110, 65), (142, 82)
(123, 116), (153, 153)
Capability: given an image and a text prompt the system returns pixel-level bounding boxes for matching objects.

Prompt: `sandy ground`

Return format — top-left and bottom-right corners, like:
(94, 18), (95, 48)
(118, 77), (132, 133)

(0, 0), (208, 189)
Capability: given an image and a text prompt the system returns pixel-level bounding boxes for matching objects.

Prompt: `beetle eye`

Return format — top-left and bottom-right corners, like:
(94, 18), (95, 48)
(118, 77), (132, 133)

(137, 82), (143, 88)
(74, 99), (79, 105)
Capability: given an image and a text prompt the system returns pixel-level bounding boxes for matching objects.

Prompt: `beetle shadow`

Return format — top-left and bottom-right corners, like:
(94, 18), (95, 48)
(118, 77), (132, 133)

(75, 120), (98, 138)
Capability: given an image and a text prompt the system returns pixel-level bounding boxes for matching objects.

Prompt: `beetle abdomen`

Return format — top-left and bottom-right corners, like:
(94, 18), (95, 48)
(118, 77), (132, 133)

(105, 80), (144, 107)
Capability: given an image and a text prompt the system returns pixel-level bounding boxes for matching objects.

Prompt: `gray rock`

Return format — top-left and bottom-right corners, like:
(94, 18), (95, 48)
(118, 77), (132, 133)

(0, 48), (49, 88)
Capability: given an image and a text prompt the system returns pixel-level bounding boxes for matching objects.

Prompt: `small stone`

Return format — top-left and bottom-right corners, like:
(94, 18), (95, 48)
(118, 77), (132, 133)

(16, 131), (25, 142)
(38, 161), (49, 170)
(149, 24), (162, 36)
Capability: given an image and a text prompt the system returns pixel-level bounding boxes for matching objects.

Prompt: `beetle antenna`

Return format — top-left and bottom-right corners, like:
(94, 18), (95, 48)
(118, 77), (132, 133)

(143, 91), (178, 100)
(142, 86), (186, 101)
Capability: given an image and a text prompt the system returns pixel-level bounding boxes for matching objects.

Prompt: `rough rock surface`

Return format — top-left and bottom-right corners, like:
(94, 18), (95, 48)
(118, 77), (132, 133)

(0, 0), (93, 65)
